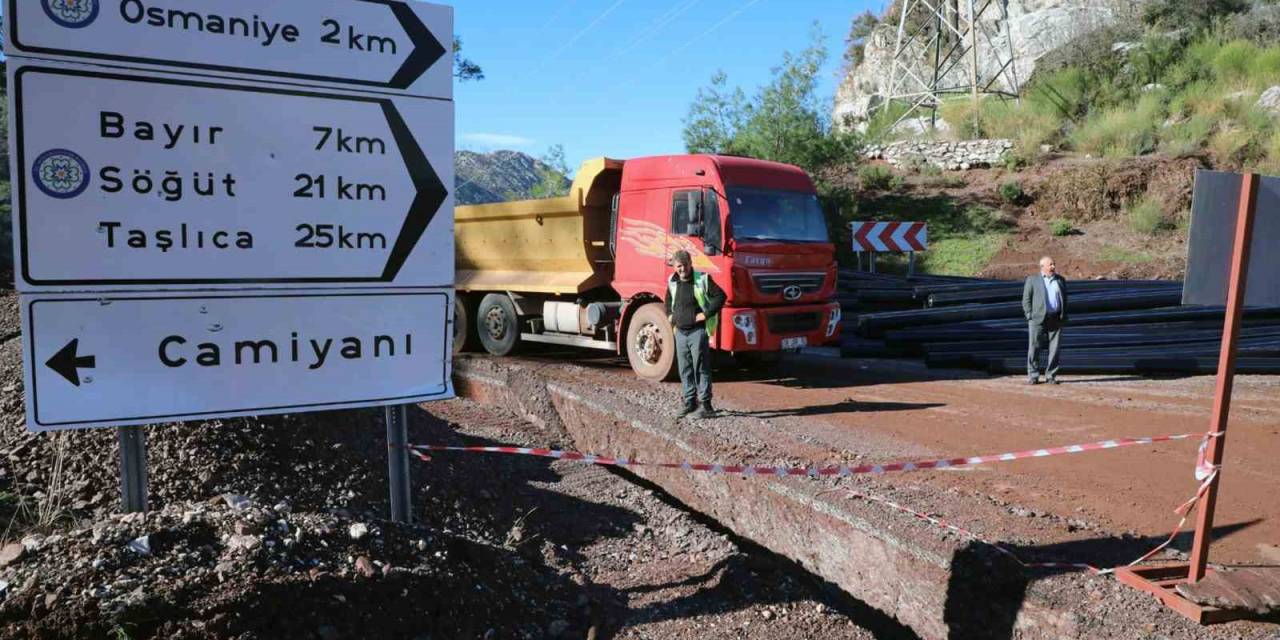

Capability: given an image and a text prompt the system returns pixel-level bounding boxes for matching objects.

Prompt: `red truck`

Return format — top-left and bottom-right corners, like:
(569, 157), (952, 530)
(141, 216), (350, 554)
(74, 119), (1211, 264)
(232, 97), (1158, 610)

(454, 154), (841, 380)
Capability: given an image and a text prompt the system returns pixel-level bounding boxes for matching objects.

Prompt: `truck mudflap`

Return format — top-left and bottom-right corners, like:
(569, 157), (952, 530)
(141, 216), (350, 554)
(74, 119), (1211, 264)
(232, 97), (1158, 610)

(717, 302), (841, 353)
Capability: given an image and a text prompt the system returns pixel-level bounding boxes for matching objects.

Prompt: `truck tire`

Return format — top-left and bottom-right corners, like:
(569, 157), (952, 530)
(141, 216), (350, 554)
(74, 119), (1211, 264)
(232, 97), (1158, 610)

(626, 303), (677, 382)
(477, 293), (521, 357)
(453, 294), (479, 354)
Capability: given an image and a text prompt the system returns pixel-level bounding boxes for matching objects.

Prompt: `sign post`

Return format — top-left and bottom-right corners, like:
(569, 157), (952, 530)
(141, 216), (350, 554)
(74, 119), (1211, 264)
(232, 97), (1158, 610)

(117, 425), (148, 513)
(6, 1), (457, 521)
(385, 404), (412, 523)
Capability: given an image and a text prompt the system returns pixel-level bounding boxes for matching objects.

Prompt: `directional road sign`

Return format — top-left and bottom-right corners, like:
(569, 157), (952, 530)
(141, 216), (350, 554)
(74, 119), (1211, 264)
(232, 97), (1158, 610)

(21, 290), (453, 430)
(850, 221), (929, 253)
(5, 0), (452, 99)
(10, 60), (454, 291)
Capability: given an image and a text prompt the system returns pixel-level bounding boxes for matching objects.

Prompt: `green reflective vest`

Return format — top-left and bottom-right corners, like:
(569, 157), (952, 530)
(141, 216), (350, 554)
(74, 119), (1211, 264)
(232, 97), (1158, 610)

(668, 271), (719, 338)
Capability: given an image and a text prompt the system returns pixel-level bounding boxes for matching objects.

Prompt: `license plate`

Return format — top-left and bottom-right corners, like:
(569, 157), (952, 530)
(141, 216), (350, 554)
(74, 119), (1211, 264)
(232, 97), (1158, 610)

(781, 337), (807, 350)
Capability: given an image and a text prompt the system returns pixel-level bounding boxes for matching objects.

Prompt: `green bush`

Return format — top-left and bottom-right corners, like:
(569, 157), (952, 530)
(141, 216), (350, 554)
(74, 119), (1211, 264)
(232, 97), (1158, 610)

(859, 164), (902, 190)
(1069, 93), (1165, 157)
(1160, 115), (1217, 157)
(998, 181), (1024, 204)
(1049, 218), (1074, 237)
(1128, 197), (1175, 234)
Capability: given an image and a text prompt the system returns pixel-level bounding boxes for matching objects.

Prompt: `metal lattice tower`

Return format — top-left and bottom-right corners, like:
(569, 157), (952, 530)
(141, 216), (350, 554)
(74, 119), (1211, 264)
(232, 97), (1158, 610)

(880, 0), (1023, 131)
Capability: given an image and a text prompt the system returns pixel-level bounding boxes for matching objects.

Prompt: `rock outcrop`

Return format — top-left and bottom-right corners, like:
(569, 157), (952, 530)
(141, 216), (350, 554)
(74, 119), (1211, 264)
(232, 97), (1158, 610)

(835, 0), (1143, 130)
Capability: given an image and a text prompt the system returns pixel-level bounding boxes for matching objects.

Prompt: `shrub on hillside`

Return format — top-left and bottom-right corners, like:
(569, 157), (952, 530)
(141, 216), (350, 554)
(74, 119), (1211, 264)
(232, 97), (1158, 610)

(1128, 197), (1175, 235)
(1069, 93), (1164, 158)
(998, 181), (1025, 204)
(859, 164), (903, 191)
(1160, 115), (1217, 157)
(1049, 218), (1074, 237)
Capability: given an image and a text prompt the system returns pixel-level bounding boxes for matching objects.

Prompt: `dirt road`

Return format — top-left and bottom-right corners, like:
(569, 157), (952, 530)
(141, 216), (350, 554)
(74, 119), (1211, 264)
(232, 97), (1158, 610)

(486, 346), (1280, 568)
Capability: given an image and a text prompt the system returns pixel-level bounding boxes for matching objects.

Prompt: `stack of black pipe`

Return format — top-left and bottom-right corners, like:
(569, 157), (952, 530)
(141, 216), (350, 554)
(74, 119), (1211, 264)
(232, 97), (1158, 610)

(838, 270), (1280, 375)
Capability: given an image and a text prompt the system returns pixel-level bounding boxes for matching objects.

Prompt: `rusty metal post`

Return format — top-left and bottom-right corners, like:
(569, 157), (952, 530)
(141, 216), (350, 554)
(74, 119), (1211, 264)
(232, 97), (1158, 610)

(1188, 172), (1260, 582)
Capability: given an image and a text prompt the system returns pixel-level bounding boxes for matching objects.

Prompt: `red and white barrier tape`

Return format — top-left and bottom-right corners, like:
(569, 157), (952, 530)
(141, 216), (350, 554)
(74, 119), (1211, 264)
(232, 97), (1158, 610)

(832, 467), (1218, 576)
(412, 430), (1223, 576)
(410, 432), (1203, 477)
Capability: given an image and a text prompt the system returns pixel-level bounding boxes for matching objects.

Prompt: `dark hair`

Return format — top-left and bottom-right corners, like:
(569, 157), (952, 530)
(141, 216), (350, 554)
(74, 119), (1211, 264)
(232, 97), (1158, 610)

(670, 250), (693, 268)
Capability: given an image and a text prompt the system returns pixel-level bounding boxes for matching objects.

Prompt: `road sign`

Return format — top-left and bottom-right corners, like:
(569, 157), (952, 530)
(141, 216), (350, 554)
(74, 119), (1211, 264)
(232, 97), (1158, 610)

(5, 0), (452, 99)
(850, 222), (928, 253)
(10, 61), (454, 291)
(21, 290), (453, 430)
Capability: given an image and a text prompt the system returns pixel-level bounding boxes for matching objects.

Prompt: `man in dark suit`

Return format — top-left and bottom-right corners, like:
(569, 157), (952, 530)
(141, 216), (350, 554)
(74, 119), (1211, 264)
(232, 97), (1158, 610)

(1022, 256), (1068, 385)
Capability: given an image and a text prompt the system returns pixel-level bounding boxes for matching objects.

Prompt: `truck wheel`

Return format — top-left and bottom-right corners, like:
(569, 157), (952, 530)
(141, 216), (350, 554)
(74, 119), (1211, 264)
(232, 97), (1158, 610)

(626, 303), (677, 382)
(477, 294), (521, 356)
(734, 351), (782, 371)
(453, 294), (479, 354)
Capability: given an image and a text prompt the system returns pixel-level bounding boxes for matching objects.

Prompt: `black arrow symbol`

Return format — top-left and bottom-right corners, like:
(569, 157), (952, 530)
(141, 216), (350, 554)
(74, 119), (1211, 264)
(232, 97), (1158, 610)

(379, 101), (449, 281)
(46, 339), (96, 387)
(384, 1), (448, 89)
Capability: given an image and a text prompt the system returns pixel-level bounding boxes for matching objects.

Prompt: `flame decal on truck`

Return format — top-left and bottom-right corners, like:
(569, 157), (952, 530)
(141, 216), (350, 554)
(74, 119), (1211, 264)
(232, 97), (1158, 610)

(618, 219), (721, 273)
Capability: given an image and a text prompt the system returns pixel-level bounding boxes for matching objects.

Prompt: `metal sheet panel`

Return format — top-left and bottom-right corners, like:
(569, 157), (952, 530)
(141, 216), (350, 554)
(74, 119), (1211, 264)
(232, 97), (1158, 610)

(1183, 170), (1280, 307)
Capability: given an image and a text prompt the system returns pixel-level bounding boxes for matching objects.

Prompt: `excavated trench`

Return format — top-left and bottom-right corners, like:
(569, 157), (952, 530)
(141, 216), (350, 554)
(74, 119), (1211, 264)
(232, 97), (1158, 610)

(452, 354), (1280, 640)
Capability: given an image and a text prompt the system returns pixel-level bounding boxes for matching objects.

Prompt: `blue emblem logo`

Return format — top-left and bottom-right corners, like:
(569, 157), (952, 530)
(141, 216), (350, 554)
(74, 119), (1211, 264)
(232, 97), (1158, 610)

(41, 0), (100, 29)
(33, 149), (91, 200)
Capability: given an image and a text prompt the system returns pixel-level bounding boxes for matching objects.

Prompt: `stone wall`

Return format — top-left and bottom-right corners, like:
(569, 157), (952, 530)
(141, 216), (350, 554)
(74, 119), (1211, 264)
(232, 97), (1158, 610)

(864, 139), (1014, 170)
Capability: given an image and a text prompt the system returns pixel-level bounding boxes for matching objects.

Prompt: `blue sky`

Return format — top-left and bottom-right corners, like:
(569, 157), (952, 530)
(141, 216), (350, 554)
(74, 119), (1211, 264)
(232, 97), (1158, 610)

(453, 0), (883, 171)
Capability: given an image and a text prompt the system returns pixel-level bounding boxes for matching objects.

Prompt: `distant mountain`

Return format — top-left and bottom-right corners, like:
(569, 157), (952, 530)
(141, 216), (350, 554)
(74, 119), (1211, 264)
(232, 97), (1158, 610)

(454, 150), (570, 205)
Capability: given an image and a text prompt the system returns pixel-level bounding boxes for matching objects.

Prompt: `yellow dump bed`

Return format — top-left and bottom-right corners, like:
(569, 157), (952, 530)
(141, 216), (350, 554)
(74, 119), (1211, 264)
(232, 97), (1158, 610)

(455, 157), (623, 295)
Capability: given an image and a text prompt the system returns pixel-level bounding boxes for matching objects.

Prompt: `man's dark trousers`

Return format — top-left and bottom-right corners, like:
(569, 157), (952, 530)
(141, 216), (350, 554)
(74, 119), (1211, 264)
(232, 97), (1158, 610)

(1028, 316), (1062, 380)
(675, 327), (712, 408)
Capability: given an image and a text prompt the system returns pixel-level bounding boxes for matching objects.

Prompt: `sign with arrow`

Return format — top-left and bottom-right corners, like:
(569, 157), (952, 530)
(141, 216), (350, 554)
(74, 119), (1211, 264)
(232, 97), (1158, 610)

(5, 0), (452, 99)
(21, 290), (453, 431)
(850, 221), (929, 253)
(10, 61), (453, 291)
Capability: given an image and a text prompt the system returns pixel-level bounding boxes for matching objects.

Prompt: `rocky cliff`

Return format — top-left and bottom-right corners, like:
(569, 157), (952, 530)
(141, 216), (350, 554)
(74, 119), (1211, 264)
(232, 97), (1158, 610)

(834, 0), (1143, 130)
(454, 150), (570, 205)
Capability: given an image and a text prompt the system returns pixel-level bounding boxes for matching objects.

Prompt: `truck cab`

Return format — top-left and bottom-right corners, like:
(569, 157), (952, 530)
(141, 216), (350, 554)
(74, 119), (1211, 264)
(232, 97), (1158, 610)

(454, 154), (841, 381)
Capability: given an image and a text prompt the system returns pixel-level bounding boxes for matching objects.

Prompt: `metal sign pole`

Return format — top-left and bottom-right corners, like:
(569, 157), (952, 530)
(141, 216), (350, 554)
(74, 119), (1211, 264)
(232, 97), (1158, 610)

(385, 404), (412, 523)
(870, 251), (878, 274)
(117, 426), (148, 513)
(1188, 172), (1260, 582)
(908, 251), (917, 278)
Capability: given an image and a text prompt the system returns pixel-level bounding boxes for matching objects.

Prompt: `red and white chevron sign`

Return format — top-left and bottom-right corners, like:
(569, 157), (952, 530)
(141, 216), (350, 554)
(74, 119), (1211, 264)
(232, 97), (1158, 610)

(850, 222), (928, 253)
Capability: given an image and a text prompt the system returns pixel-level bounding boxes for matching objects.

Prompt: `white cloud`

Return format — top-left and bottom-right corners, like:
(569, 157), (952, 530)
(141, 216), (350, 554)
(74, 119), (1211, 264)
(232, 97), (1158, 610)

(461, 133), (536, 149)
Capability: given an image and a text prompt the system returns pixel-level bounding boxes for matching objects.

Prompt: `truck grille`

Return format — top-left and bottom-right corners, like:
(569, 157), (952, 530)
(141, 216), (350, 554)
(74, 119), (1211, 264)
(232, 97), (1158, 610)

(753, 272), (826, 295)
(766, 312), (821, 335)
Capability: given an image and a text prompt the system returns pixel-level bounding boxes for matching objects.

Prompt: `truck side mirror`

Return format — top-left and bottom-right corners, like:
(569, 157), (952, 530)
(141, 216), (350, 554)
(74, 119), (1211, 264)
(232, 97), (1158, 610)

(702, 188), (722, 256)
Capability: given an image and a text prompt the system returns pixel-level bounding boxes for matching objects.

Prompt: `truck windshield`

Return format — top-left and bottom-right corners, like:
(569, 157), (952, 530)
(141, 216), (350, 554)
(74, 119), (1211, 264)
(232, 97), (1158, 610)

(726, 187), (830, 243)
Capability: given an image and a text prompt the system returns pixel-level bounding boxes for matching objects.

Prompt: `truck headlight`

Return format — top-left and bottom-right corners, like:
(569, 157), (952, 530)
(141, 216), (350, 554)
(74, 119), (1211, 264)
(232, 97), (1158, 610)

(826, 306), (842, 337)
(732, 312), (758, 345)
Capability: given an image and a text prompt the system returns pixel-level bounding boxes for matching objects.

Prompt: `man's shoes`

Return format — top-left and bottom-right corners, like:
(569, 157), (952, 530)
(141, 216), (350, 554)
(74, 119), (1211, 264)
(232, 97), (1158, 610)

(677, 404), (697, 419)
(1048, 377), (1060, 385)
(694, 403), (717, 419)
(1026, 376), (1041, 385)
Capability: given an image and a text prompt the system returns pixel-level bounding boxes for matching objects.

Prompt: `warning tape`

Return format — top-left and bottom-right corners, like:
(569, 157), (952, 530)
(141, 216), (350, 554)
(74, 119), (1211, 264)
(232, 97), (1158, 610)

(833, 467), (1218, 576)
(411, 430), (1221, 576)
(410, 432), (1203, 478)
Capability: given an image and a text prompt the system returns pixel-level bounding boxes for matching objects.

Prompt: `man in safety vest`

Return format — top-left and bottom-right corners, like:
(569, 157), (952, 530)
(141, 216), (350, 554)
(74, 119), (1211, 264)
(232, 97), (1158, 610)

(666, 250), (727, 419)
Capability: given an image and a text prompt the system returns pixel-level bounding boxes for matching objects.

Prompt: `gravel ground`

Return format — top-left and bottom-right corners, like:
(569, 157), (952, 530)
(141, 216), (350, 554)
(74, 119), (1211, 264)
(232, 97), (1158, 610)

(0, 285), (884, 639)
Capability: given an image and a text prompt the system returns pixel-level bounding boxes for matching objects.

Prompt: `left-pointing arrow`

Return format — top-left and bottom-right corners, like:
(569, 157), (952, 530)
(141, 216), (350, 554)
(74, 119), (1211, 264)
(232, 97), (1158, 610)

(46, 339), (96, 387)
